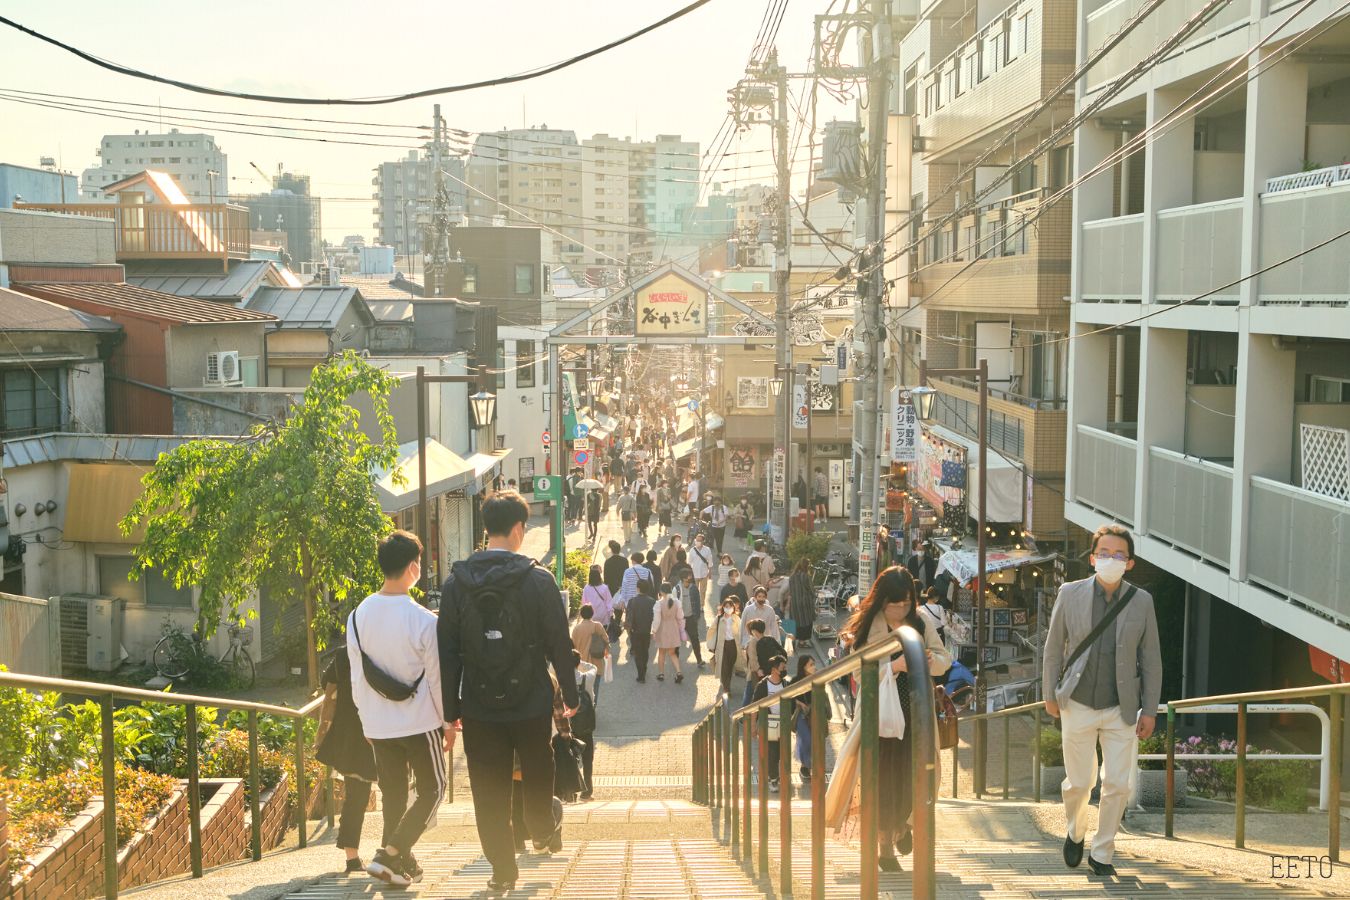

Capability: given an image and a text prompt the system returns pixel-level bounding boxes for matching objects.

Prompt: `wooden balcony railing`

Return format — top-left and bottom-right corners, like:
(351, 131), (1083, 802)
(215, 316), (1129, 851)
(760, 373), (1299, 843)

(14, 202), (252, 266)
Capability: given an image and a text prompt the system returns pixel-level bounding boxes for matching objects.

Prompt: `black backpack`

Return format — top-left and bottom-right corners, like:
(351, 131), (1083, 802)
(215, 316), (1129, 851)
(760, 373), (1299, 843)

(454, 571), (541, 711)
(350, 613), (423, 702)
(572, 686), (596, 736)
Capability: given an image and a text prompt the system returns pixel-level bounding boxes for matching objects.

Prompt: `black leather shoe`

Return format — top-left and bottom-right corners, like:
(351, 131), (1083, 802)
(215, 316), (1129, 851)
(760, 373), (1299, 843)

(1063, 835), (1084, 868)
(1087, 856), (1117, 877)
(878, 854), (901, 873)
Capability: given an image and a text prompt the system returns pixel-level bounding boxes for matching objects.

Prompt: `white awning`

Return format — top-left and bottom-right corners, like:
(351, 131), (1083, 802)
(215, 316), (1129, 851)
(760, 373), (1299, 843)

(934, 545), (1055, 587)
(467, 448), (513, 479)
(374, 440), (475, 513)
(924, 423), (1022, 523)
(672, 437), (698, 460)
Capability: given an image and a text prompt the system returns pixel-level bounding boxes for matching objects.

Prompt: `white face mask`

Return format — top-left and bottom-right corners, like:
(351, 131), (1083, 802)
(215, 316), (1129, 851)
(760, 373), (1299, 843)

(1094, 556), (1128, 584)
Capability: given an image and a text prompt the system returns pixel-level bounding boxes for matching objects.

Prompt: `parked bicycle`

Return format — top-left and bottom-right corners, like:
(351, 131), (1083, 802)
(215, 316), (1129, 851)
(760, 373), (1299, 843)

(152, 621), (255, 689)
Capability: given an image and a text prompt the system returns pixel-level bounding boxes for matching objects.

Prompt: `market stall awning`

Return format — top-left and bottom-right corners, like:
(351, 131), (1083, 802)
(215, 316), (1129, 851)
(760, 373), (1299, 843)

(467, 449), (513, 479)
(595, 412), (620, 433)
(589, 427), (612, 442)
(934, 545), (1055, 587)
(924, 424), (1022, 523)
(675, 409), (697, 437)
(671, 437), (699, 460)
(374, 440), (475, 514)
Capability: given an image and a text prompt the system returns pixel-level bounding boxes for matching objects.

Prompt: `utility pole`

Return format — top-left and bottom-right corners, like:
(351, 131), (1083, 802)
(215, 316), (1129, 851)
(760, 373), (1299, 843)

(856, 0), (893, 590)
(771, 51), (792, 546)
(426, 104), (452, 297)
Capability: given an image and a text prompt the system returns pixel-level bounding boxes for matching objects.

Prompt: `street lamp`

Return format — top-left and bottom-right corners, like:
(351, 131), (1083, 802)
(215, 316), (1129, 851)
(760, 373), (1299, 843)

(769, 376), (784, 397)
(468, 390), (497, 428)
(588, 375), (603, 398)
(913, 357), (991, 796)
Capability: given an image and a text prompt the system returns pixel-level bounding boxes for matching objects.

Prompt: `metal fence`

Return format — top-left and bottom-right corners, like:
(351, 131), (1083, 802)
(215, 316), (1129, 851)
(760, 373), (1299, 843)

(691, 628), (936, 900)
(0, 671), (329, 899)
(1146, 446), (1233, 566)
(1074, 425), (1137, 523)
(0, 593), (53, 676)
(1080, 214), (1144, 301)
(1248, 475), (1350, 623)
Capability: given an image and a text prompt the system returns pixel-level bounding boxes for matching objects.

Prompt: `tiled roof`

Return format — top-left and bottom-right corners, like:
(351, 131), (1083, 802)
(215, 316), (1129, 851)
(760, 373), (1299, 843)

(0, 288), (121, 332)
(246, 286), (374, 329)
(14, 282), (275, 325)
(340, 274), (423, 300)
(128, 259), (280, 301)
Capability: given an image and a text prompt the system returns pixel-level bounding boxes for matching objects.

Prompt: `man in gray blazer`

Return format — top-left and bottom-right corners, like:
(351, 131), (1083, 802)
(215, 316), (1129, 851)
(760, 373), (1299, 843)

(1042, 524), (1161, 877)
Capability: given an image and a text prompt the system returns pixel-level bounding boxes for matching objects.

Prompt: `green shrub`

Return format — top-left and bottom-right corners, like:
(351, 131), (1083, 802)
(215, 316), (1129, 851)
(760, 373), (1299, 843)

(200, 730), (287, 802)
(786, 531), (832, 569)
(220, 709), (316, 754)
(1038, 726), (1064, 767)
(1, 764), (176, 882)
(563, 548), (591, 617)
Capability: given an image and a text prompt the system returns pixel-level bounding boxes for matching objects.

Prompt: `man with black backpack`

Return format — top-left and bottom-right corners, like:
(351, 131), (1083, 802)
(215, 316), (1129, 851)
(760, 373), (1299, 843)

(346, 531), (445, 888)
(438, 491), (579, 896)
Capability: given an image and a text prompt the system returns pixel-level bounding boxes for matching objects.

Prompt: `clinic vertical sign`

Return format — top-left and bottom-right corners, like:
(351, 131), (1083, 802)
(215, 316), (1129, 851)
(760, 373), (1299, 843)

(891, 387), (917, 464)
(771, 446), (786, 536)
(561, 371), (581, 440)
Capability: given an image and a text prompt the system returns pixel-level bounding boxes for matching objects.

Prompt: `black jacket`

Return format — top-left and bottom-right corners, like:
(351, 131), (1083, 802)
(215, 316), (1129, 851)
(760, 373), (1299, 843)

(438, 550), (579, 723)
(603, 555), (629, 595)
(625, 593), (657, 637)
(315, 650), (377, 781)
(755, 635), (787, 674)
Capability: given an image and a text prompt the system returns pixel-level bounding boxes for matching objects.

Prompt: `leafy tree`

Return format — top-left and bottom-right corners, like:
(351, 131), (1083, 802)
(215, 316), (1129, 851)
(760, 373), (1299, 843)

(122, 351), (402, 690)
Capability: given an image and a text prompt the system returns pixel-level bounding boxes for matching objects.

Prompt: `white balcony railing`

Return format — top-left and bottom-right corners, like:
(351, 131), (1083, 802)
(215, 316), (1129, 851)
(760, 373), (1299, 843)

(1265, 163), (1350, 194)
(1258, 179), (1350, 306)
(1085, 0), (1249, 91)
(1155, 198), (1243, 303)
(1248, 477), (1350, 624)
(1147, 446), (1232, 566)
(1080, 214), (1144, 300)
(1075, 425), (1137, 524)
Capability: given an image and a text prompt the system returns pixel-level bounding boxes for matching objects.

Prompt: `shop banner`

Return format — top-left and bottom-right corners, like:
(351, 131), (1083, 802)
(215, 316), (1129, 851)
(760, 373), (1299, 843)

(792, 383), (809, 430)
(891, 388), (917, 464)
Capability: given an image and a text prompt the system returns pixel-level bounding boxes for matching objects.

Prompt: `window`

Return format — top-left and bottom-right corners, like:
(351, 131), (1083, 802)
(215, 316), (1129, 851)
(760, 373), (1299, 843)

(516, 340), (536, 387)
(240, 356), (261, 387)
(1014, 13), (1031, 58)
(902, 63), (919, 115)
(462, 263), (479, 293)
(2, 367), (64, 437)
(97, 557), (193, 608)
(514, 263), (534, 295)
(495, 341), (506, 389)
(1311, 376), (1350, 402)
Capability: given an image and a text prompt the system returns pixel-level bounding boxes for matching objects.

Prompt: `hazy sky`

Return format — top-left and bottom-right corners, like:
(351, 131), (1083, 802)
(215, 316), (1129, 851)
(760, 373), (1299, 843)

(0, 0), (850, 239)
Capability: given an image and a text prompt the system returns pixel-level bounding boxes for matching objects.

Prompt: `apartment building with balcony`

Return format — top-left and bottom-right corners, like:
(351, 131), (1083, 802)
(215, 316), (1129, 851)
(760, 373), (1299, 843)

(1066, 0), (1350, 695)
(893, 0), (1077, 541)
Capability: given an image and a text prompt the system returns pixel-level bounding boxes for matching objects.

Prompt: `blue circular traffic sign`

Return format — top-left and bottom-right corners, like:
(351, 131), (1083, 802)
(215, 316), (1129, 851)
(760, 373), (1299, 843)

(574, 450), (589, 465)
(688, 399), (699, 411)
(576, 424), (590, 438)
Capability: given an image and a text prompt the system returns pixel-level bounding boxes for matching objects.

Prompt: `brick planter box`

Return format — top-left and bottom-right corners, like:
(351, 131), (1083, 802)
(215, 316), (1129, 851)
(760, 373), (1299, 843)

(6, 799), (103, 900)
(256, 773), (292, 851)
(199, 778), (249, 867)
(116, 788), (191, 891)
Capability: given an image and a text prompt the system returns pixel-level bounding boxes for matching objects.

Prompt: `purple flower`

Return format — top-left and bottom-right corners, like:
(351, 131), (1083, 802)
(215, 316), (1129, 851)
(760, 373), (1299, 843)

(1188, 735), (1202, 746)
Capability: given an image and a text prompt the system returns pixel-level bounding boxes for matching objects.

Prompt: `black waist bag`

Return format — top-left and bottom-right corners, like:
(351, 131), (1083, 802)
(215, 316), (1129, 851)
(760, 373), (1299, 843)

(351, 613), (423, 702)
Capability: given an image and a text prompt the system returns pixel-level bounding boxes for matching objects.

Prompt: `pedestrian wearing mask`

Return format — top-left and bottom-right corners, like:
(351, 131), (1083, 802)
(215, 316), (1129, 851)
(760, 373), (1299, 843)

(651, 582), (687, 684)
(688, 533), (715, 605)
(709, 598), (742, 696)
(751, 654), (791, 792)
(1043, 524), (1160, 877)
(792, 656), (827, 780)
(674, 570), (705, 668)
(625, 579), (657, 684)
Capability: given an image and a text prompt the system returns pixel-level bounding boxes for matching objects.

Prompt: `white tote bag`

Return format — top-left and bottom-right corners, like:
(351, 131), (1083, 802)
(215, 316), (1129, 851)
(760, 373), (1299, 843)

(878, 660), (907, 740)
(603, 656), (614, 684)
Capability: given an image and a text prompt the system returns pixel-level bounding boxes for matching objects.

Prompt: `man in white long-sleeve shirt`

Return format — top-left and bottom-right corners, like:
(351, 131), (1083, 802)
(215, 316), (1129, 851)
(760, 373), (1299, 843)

(347, 531), (446, 887)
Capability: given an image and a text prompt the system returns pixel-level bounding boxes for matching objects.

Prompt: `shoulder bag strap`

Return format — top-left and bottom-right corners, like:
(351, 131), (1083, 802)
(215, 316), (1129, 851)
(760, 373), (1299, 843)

(1060, 584), (1138, 677)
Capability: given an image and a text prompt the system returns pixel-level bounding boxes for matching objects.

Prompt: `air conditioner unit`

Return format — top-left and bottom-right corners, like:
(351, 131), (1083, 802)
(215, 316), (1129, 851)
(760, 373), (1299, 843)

(205, 350), (243, 386)
(86, 595), (124, 672)
(50, 594), (123, 674)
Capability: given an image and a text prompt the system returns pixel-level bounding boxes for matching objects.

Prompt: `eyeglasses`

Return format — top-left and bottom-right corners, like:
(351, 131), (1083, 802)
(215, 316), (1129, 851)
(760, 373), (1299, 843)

(1093, 551), (1130, 562)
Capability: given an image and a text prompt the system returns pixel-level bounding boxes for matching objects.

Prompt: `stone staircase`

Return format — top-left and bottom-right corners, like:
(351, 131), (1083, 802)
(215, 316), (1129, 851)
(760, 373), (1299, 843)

(240, 797), (1345, 900)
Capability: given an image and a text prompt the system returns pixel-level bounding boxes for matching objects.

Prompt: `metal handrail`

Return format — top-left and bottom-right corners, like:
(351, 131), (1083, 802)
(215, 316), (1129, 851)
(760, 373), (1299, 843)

(693, 626), (936, 900)
(0, 670), (332, 899)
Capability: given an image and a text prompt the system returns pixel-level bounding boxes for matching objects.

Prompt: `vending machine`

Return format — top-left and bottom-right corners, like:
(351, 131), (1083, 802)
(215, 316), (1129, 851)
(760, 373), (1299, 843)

(844, 458), (853, 519)
(828, 459), (846, 518)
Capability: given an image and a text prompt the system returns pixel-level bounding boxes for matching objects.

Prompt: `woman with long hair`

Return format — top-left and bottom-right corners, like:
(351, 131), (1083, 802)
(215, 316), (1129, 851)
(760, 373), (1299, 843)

(786, 557), (817, 643)
(841, 566), (950, 872)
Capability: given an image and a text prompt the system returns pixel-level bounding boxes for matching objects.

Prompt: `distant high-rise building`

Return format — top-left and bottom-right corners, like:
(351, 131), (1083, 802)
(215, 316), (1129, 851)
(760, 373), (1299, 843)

(372, 148), (465, 261)
(80, 129), (227, 202)
(463, 127), (702, 269)
(235, 171), (323, 267)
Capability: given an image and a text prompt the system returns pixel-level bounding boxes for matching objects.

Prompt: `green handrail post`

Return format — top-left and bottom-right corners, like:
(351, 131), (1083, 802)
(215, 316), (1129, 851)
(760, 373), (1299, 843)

(778, 690), (792, 896)
(858, 657), (879, 900)
(248, 711), (262, 861)
(951, 728), (958, 799)
(101, 694), (118, 900)
(1032, 706), (1042, 803)
(325, 765), (335, 829)
(757, 707), (769, 881)
(723, 703), (733, 837)
(730, 708), (740, 855)
(742, 715), (752, 865)
(1002, 714), (1010, 801)
(975, 716), (986, 798)
(185, 702), (204, 878)
(715, 705), (724, 811)
(898, 625), (937, 900)
(295, 715), (308, 849)
(810, 683), (825, 900)
(1165, 703), (1175, 839)
(1235, 701), (1247, 849)
(1330, 694), (1342, 863)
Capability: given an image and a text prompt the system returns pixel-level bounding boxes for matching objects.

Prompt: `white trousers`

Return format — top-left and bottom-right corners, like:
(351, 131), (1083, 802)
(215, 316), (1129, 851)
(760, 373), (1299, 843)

(1060, 698), (1137, 864)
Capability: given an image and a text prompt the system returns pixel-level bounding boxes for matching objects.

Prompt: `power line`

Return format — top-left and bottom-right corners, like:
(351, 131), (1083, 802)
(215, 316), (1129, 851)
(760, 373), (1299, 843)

(0, 1), (720, 105)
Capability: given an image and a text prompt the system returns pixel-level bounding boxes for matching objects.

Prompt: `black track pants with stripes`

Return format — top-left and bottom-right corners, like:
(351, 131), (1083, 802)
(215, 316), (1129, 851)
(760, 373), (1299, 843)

(370, 727), (447, 855)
